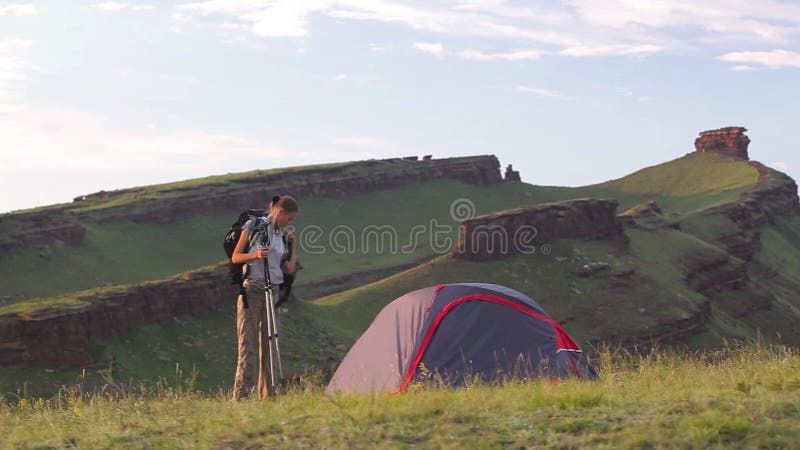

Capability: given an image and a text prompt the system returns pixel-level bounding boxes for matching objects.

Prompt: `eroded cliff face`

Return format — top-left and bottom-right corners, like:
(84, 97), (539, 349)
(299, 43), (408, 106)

(681, 162), (799, 262)
(0, 266), (231, 367)
(694, 127), (750, 160)
(452, 198), (627, 261)
(0, 209), (86, 252)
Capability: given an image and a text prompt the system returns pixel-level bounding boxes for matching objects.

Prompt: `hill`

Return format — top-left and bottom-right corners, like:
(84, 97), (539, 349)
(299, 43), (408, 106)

(1, 133), (799, 397)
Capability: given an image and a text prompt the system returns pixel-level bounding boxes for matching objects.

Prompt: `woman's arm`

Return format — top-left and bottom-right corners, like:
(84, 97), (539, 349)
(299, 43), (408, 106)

(231, 229), (268, 264)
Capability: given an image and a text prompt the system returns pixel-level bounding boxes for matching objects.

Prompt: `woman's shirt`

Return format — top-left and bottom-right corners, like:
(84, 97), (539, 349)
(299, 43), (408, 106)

(242, 217), (285, 285)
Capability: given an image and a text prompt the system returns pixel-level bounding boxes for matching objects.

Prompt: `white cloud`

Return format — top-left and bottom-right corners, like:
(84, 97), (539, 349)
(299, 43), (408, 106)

(517, 85), (574, 101)
(730, 65), (756, 71)
(368, 43), (391, 52)
(0, 4), (39, 15)
(94, 2), (156, 12)
(769, 162), (789, 171)
(0, 102), (314, 211)
(0, 39), (38, 99)
(174, 0), (800, 67)
(568, 0), (800, 43)
(594, 84), (651, 102)
(560, 44), (667, 57)
(456, 48), (541, 61)
(0, 37), (304, 210)
(179, 1), (319, 37)
(331, 73), (350, 81)
(172, 12), (191, 22)
(0, 103), (293, 173)
(718, 49), (800, 68)
(332, 135), (388, 148)
(413, 41), (444, 57)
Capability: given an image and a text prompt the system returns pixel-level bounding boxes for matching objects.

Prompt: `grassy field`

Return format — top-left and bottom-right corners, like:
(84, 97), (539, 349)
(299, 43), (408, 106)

(1, 343), (798, 449)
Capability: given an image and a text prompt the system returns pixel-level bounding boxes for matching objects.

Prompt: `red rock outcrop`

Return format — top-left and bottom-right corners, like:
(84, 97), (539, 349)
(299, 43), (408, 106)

(452, 198), (627, 261)
(694, 127), (750, 159)
(503, 164), (521, 182)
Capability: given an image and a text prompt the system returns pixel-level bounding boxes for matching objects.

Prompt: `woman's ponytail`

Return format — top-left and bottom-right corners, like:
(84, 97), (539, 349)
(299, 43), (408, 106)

(274, 195), (299, 213)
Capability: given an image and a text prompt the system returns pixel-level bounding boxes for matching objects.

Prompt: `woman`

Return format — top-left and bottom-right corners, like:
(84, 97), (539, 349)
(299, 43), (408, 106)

(230, 195), (299, 400)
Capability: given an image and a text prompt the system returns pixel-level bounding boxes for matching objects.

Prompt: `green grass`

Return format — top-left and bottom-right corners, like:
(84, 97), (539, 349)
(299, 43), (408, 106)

(1, 344), (799, 448)
(570, 152), (759, 213)
(597, 152), (758, 197)
(0, 298), (349, 399)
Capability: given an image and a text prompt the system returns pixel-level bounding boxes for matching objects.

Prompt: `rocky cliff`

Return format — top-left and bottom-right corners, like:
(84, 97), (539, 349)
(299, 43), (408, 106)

(452, 198), (627, 261)
(0, 266), (231, 367)
(0, 209), (86, 252)
(680, 161), (799, 262)
(694, 127), (750, 159)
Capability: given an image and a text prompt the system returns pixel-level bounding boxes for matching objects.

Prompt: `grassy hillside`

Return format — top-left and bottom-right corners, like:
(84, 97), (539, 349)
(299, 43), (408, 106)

(0, 152), (758, 304)
(0, 151), (790, 400)
(314, 234), (709, 345)
(2, 344), (799, 449)
(0, 180), (533, 302)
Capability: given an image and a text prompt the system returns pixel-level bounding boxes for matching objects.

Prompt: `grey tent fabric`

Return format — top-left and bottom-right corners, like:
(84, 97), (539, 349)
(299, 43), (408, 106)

(325, 287), (436, 394)
(326, 283), (595, 395)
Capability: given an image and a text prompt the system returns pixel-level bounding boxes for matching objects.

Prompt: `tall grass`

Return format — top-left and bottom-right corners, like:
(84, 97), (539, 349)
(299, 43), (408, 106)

(2, 343), (799, 449)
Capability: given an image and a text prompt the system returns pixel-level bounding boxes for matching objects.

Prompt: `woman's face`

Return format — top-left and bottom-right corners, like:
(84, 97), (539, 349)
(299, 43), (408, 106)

(274, 208), (298, 228)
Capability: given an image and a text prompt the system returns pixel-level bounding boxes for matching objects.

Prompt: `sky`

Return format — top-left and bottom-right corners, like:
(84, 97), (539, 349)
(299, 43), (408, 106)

(0, 0), (799, 213)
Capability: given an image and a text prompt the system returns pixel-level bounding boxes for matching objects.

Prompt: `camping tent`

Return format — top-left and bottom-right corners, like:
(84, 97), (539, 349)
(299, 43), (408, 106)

(326, 283), (596, 394)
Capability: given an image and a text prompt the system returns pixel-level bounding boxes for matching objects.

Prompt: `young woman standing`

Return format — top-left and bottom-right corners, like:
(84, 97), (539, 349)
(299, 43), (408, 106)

(230, 195), (299, 400)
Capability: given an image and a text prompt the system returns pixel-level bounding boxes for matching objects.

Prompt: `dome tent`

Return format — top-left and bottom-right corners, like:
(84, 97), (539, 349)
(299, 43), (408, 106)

(326, 283), (596, 395)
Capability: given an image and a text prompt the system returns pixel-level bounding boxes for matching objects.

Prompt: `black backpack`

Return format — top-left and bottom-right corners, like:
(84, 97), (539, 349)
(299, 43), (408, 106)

(223, 209), (296, 307)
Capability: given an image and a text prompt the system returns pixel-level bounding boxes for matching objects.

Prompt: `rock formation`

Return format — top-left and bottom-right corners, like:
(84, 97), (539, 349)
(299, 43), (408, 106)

(0, 266), (231, 366)
(452, 198), (626, 261)
(0, 209), (86, 252)
(503, 164), (521, 182)
(694, 127), (750, 159)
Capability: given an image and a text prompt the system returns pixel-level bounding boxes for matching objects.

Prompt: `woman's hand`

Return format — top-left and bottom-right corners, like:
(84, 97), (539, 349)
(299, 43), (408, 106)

(285, 230), (296, 245)
(254, 247), (269, 259)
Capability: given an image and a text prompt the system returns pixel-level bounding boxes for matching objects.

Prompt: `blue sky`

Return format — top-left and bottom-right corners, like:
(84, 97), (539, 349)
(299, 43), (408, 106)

(1, 0), (799, 213)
